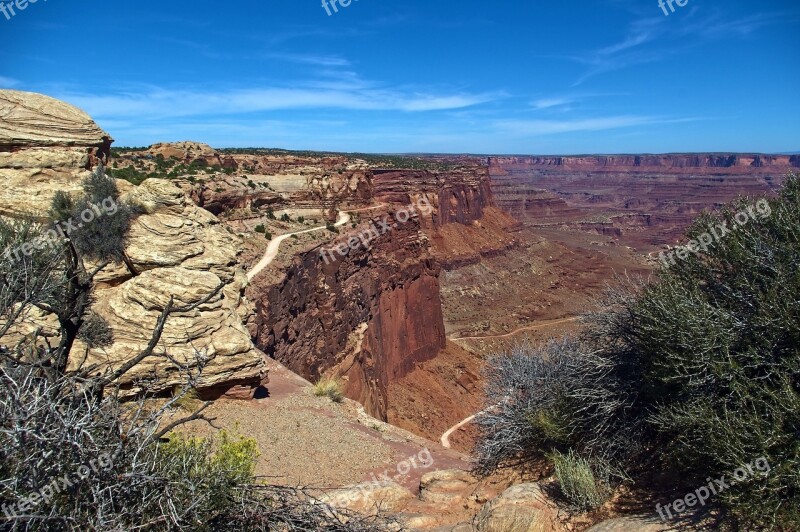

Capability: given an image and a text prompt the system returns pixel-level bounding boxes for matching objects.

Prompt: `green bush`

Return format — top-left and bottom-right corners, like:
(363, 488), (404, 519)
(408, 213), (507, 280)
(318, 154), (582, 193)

(58, 166), (135, 263)
(254, 224), (266, 234)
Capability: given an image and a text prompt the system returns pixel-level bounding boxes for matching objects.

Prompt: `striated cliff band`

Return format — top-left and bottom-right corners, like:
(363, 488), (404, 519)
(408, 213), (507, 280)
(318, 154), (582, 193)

(489, 154), (797, 246)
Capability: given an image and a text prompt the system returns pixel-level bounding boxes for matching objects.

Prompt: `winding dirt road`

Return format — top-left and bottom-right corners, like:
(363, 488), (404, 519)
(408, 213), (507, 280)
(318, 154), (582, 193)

(441, 317), (581, 448)
(449, 317), (580, 342)
(246, 211), (350, 281)
(246, 204), (388, 282)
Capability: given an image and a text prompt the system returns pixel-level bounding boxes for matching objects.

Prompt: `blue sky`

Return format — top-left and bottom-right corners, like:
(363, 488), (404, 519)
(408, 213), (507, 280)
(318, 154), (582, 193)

(0, 0), (798, 153)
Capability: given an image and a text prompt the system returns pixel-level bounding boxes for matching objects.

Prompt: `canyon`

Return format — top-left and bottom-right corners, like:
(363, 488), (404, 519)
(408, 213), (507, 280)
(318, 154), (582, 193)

(3, 89), (796, 530)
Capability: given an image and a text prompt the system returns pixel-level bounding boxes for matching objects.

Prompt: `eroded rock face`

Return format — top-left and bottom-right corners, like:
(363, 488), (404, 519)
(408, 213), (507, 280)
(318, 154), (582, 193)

(585, 517), (674, 531)
(489, 154), (794, 246)
(87, 179), (267, 398)
(0, 89), (112, 217)
(372, 168), (493, 229)
(419, 469), (477, 504)
(248, 214), (446, 420)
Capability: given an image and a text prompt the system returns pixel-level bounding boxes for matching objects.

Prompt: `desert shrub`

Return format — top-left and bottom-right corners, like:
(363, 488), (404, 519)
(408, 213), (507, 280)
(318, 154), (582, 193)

(110, 165), (150, 185)
(254, 224), (266, 234)
(77, 312), (114, 348)
(297, 216), (305, 223)
(172, 385), (203, 412)
(551, 450), (611, 511)
(50, 190), (75, 221)
(474, 339), (640, 475)
(313, 377), (345, 403)
(266, 208), (276, 220)
(157, 430), (259, 519)
(613, 174), (800, 526)
(326, 222), (339, 234)
(65, 166), (135, 263)
(281, 213), (291, 222)
(476, 174), (800, 527)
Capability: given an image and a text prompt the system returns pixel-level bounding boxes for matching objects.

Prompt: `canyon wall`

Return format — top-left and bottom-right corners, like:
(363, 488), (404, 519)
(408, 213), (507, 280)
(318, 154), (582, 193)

(246, 166), (515, 418)
(372, 168), (492, 228)
(247, 214), (445, 419)
(372, 168), (519, 268)
(489, 154), (795, 245)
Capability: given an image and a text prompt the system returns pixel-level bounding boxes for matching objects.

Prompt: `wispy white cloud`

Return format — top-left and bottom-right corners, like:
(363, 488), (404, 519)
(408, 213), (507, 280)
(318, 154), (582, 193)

(0, 76), (20, 88)
(56, 81), (503, 120)
(531, 97), (574, 110)
(529, 92), (629, 112)
(492, 115), (702, 136)
(266, 52), (351, 67)
(571, 8), (797, 84)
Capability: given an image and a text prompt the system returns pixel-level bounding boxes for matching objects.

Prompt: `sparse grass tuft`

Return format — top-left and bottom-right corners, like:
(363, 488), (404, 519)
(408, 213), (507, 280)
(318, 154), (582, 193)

(172, 386), (203, 412)
(313, 376), (345, 403)
(551, 450), (610, 511)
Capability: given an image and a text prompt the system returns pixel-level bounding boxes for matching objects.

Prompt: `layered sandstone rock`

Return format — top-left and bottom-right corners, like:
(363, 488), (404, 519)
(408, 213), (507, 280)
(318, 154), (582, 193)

(372, 168), (519, 269)
(147, 141), (218, 164)
(475, 484), (563, 532)
(320, 481), (414, 515)
(0, 90), (112, 217)
(586, 517), (674, 531)
(0, 92), (266, 399)
(86, 179), (267, 398)
(117, 143), (374, 216)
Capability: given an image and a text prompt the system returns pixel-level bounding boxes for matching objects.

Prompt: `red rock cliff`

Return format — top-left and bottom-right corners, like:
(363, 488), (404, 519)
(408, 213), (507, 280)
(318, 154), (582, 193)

(247, 214), (446, 419)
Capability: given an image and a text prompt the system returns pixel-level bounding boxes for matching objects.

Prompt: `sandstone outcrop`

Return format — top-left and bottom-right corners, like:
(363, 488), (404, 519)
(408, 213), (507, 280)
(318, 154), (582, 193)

(586, 516), (675, 531)
(418, 469), (477, 504)
(320, 480), (414, 515)
(86, 179), (267, 398)
(0, 92), (266, 399)
(475, 484), (563, 532)
(0, 89), (112, 217)
(372, 168), (519, 269)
